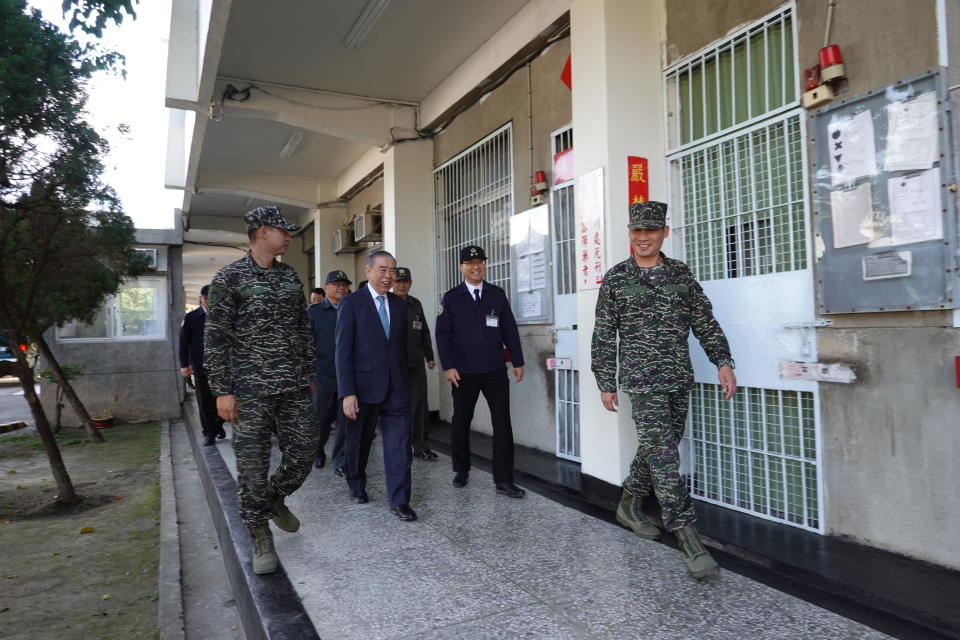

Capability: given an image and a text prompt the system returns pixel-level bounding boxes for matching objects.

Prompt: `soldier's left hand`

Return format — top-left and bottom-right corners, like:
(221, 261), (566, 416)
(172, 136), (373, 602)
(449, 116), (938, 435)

(513, 366), (524, 383)
(718, 366), (737, 401)
(427, 361), (436, 370)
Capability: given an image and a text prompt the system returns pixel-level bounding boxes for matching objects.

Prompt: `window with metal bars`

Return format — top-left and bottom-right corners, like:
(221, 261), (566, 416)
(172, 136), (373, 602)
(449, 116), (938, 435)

(550, 125), (576, 295)
(666, 6), (807, 282)
(686, 383), (820, 531)
(433, 124), (514, 300)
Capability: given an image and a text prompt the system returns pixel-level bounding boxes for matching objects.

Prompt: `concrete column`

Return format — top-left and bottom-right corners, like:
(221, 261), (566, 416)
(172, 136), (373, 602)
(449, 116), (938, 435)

(570, 0), (667, 485)
(382, 139), (441, 411)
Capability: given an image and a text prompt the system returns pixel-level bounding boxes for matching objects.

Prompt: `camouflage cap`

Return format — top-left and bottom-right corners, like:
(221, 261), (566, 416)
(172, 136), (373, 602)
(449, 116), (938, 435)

(324, 269), (352, 285)
(459, 245), (487, 262)
(244, 205), (301, 234)
(395, 267), (412, 281)
(628, 201), (668, 230)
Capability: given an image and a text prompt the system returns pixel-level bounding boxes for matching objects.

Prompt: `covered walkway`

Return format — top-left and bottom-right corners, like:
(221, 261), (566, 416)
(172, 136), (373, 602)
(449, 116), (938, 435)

(191, 410), (889, 639)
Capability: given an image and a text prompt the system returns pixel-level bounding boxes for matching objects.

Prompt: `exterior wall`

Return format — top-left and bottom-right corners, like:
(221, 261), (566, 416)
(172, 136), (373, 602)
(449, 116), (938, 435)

(665, 0), (957, 569)
(431, 37), (572, 453)
(41, 242), (185, 425)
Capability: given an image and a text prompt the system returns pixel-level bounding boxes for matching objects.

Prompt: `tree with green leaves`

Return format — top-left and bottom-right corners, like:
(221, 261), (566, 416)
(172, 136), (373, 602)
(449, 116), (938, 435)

(0, 0), (142, 504)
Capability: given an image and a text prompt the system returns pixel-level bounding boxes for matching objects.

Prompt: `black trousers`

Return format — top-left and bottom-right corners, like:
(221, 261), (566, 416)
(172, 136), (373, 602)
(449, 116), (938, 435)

(194, 373), (225, 437)
(312, 378), (342, 459)
(451, 368), (514, 484)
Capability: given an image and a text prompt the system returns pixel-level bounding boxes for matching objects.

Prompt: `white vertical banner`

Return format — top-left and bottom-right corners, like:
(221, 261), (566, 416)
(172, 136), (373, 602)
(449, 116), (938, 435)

(575, 167), (606, 290)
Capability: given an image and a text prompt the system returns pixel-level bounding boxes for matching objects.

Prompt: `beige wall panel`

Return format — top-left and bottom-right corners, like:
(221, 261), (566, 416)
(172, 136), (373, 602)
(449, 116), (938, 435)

(666, 0), (784, 63)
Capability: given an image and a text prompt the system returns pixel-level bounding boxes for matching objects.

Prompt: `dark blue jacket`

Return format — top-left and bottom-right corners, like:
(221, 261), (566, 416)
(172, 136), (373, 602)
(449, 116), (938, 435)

(335, 288), (409, 404)
(307, 298), (338, 384)
(178, 307), (207, 376)
(435, 281), (524, 374)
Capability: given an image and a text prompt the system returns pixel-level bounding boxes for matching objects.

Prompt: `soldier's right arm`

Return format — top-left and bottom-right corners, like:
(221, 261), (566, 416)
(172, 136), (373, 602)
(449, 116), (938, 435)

(203, 273), (237, 397)
(590, 277), (619, 393)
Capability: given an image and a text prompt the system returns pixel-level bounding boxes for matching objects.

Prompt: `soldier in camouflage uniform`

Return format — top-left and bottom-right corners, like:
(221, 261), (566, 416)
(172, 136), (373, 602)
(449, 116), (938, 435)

(591, 200), (737, 580)
(205, 206), (318, 575)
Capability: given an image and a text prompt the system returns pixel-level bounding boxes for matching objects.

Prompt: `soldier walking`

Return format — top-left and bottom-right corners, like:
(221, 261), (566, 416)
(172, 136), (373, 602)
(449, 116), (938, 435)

(591, 201), (737, 579)
(205, 206), (318, 575)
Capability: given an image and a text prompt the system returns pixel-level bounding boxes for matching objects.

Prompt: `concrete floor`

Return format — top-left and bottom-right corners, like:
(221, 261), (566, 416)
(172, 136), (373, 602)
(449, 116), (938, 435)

(212, 428), (892, 640)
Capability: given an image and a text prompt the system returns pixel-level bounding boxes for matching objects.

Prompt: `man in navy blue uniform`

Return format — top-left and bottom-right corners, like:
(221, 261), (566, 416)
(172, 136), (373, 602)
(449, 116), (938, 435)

(435, 245), (526, 498)
(335, 250), (416, 521)
(179, 284), (226, 446)
(307, 270), (351, 470)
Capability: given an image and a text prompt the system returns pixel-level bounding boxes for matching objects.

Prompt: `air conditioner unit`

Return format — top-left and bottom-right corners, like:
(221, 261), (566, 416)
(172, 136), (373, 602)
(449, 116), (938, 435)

(332, 226), (363, 254)
(353, 209), (383, 242)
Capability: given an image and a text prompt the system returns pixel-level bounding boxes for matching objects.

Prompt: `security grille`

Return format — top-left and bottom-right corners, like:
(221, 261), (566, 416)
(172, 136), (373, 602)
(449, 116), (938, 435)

(550, 125), (576, 295)
(666, 5), (806, 282)
(686, 383), (820, 531)
(555, 369), (580, 461)
(433, 124), (513, 300)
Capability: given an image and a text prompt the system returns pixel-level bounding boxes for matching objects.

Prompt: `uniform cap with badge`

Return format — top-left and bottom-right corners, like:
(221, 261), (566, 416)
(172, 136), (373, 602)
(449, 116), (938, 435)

(459, 245), (487, 262)
(628, 201), (669, 230)
(395, 267), (412, 282)
(325, 269), (352, 285)
(244, 205), (301, 233)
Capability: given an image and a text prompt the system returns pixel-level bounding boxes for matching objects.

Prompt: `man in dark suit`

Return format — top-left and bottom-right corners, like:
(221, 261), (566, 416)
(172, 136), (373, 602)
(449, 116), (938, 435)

(335, 250), (416, 521)
(307, 269), (351, 470)
(435, 245), (526, 498)
(179, 284), (226, 446)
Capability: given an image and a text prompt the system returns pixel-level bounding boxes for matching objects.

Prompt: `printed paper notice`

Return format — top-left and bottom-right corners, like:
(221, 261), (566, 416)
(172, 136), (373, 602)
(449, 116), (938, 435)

(519, 291), (542, 318)
(887, 168), (943, 245)
(530, 252), (547, 290)
(884, 91), (938, 172)
(575, 167), (606, 290)
(517, 255), (532, 292)
(828, 110), (878, 185)
(829, 182), (872, 248)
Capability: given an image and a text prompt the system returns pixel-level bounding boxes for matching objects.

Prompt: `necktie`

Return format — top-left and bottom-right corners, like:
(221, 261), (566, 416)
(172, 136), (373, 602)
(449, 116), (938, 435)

(473, 288), (481, 307)
(376, 295), (390, 337)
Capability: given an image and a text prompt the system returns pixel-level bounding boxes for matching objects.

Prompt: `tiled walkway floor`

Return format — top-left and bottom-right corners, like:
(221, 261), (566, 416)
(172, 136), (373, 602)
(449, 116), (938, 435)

(215, 428), (890, 640)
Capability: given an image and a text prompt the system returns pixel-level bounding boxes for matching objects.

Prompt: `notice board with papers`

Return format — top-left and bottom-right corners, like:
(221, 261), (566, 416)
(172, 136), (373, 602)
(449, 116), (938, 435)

(811, 68), (958, 313)
(509, 205), (554, 325)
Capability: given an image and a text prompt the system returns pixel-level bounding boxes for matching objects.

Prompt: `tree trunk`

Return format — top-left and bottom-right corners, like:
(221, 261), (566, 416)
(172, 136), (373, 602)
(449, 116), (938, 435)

(11, 333), (78, 504)
(35, 334), (104, 443)
(52, 386), (64, 434)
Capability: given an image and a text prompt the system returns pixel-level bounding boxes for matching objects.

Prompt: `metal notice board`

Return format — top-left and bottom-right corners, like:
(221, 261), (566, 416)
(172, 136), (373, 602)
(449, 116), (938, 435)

(509, 205), (554, 324)
(811, 68), (958, 313)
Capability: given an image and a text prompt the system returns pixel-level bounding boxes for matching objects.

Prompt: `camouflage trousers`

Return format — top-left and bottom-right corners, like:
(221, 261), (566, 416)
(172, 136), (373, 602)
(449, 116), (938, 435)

(234, 390), (318, 527)
(622, 391), (696, 531)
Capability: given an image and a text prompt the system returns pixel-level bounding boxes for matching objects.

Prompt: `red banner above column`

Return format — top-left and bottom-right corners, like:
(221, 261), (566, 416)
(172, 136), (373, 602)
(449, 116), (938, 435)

(627, 156), (648, 205)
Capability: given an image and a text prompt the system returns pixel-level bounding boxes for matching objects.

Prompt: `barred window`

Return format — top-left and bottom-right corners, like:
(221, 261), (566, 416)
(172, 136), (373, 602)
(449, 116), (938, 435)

(433, 124), (513, 300)
(666, 7), (806, 282)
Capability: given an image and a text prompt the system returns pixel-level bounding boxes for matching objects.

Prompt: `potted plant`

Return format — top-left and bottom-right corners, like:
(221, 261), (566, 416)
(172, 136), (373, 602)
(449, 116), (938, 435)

(91, 407), (114, 429)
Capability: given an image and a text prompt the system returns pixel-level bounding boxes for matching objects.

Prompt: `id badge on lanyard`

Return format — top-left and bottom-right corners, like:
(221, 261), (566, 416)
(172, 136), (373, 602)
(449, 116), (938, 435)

(486, 309), (499, 328)
(412, 315), (423, 331)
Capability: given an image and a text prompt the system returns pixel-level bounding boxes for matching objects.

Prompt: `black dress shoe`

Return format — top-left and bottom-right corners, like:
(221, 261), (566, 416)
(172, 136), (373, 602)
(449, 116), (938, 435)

(313, 452), (326, 469)
(452, 472), (468, 488)
(334, 466), (346, 478)
(216, 428), (227, 439)
(495, 482), (526, 498)
(390, 504), (417, 521)
(351, 491), (369, 504)
(203, 435), (216, 446)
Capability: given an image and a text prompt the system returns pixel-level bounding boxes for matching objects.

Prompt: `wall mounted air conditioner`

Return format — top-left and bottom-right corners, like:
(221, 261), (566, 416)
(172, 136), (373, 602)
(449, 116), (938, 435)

(333, 226), (363, 254)
(353, 210), (383, 242)
(135, 247), (159, 270)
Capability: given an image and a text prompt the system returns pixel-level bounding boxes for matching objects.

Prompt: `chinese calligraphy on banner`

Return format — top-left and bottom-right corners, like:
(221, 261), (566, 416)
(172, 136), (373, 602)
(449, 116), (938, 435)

(575, 167), (605, 290)
(627, 156), (649, 205)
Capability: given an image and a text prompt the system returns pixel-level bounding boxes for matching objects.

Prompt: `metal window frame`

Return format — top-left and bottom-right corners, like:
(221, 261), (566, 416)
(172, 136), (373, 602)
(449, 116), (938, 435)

(550, 124), (576, 296)
(433, 123), (514, 303)
(554, 368), (581, 461)
(688, 383), (822, 533)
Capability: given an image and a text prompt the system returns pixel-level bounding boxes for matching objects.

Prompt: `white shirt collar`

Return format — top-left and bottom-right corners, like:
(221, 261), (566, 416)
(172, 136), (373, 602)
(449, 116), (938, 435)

(367, 282), (390, 320)
(464, 281), (483, 296)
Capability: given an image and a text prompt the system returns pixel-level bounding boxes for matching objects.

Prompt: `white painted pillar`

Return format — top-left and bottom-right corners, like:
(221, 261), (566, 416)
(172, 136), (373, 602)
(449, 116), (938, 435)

(570, 0), (668, 485)
(383, 139), (441, 411)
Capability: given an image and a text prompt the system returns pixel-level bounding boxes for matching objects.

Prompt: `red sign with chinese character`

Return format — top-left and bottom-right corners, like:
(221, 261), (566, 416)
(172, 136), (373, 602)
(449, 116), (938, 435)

(627, 156), (649, 206)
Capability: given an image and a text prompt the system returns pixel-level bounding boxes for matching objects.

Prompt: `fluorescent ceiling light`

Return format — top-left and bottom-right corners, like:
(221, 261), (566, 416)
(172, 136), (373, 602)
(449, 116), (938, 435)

(278, 132), (304, 159)
(243, 196), (254, 208)
(343, 0), (391, 49)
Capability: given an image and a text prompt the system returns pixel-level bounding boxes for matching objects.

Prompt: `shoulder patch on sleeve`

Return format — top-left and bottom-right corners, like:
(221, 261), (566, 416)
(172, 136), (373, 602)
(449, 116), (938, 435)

(437, 304), (443, 316)
(207, 283), (226, 308)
